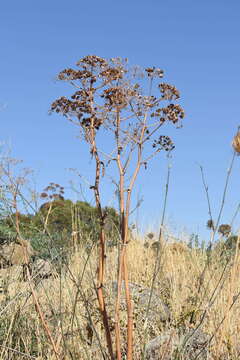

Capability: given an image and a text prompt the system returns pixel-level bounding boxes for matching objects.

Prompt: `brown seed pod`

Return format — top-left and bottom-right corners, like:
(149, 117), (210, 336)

(232, 131), (240, 153)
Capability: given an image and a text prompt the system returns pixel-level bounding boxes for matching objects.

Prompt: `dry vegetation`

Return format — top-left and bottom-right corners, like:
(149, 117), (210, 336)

(1, 57), (240, 359)
(1, 234), (240, 359)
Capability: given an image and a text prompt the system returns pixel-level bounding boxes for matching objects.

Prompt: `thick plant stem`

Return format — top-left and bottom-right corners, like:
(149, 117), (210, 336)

(92, 138), (114, 359)
(115, 124), (143, 359)
(115, 248), (124, 360)
(123, 255), (133, 360)
(115, 242), (133, 360)
(122, 146), (143, 360)
(115, 109), (125, 359)
(97, 228), (114, 360)
(114, 209), (125, 359)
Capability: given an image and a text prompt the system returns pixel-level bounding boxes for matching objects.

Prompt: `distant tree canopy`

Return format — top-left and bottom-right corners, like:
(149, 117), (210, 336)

(0, 199), (120, 245)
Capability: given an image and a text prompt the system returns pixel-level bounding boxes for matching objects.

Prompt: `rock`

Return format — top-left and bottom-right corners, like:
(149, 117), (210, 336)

(145, 328), (211, 360)
(145, 333), (177, 360)
(137, 288), (171, 322)
(0, 265), (35, 307)
(32, 259), (55, 279)
(0, 239), (35, 267)
(112, 281), (171, 323)
(182, 328), (211, 359)
(0, 265), (26, 296)
(151, 241), (189, 255)
(112, 280), (141, 296)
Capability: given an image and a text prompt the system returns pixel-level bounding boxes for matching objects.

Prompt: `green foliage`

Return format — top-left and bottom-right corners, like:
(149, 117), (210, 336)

(0, 220), (16, 244)
(0, 198), (120, 253)
(214, 235), (240, 263)
(35, 199), (74, 233)
(35, 199), (119, 236)
(4, 213), (36, 238)
(188, 233), (199, 249)
(225, 235), (239, 251)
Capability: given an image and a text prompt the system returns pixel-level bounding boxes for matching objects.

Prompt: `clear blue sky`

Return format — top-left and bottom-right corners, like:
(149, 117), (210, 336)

(1, 0), (240, 240)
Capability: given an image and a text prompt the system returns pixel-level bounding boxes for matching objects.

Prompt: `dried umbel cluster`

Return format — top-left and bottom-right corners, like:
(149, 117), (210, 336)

(145, 67), (164, 78)
(40, 182), (65, 201)
(207, 220), (232, 237)
(151, 103), (184, 125)
(102, 87), (136, 109)
(218, 224), (231, 237)
(232, 131), (240, 154)
(206, 219), (215, 231)
(152, 135), (175, 151)
(50, 55), (185, 160)
(159, 83), (180, 100)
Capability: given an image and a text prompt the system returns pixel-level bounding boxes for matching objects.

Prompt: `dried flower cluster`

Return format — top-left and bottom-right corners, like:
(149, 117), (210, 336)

(145, 67), (164, 78)
(76, 55), (108, 68)
(40, 182), (65, 201)
(232, 131), (240, 153)
(100, 67), (125, 80)
(218, 224), (231, 237)
(152, 135), (175, 151)
(58, 68), (94, 81)
(50, 55), (185, 156)
(102, 87), (136, 109)
(146, 232), (155, 239)
(159, 83), (180, 100)
(150, 103), (185, 125)
(206, 219), (215, 231)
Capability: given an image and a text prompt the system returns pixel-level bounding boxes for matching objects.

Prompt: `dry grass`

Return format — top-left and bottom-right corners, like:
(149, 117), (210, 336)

(0, 234), (240, 359)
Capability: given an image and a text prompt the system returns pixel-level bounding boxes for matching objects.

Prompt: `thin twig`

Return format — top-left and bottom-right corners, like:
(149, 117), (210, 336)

(199, 164), (214, 227)
(213, 151), (236, 244)
(0, 344), (37, 359)
(143, 164), (171, 358)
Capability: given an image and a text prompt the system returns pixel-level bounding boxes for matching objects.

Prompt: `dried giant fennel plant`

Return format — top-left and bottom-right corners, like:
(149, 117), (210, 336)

(50, 55), (185, 360)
